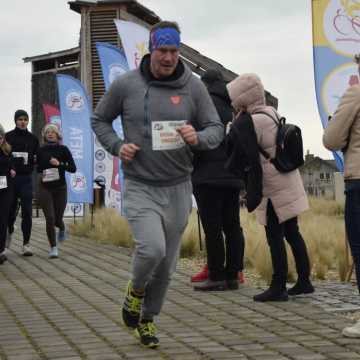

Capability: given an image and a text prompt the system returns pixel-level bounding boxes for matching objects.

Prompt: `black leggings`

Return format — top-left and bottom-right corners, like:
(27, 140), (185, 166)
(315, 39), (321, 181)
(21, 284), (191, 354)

(37, 182), (67, 247)
(8, 175), (33, 245)
(265, 200), (311, 288)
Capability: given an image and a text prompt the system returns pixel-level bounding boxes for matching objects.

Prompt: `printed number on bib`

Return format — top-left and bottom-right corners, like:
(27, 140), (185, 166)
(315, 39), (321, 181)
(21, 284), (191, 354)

(152, 120), (187, 151)
(12, 152), (29, 165)
(42, 168), (60, 182)
(0, 176), (7, 189)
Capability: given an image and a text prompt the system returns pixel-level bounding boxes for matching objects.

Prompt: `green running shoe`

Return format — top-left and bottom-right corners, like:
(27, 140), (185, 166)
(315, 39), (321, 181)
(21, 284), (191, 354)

(135, 320), (159, 349)
(122, 280), (143, 329)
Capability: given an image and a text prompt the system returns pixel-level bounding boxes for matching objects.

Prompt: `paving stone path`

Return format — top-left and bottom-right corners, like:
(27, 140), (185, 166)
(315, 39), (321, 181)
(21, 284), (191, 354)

(0, 218), (360, 360)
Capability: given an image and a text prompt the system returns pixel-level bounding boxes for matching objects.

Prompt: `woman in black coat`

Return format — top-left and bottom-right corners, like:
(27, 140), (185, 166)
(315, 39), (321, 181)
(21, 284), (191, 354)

(191, 69), (245, 290)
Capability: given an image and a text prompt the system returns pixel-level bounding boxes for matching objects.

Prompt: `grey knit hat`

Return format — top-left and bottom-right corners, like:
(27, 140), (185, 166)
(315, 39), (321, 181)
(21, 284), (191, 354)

(0, 123), (5, 137)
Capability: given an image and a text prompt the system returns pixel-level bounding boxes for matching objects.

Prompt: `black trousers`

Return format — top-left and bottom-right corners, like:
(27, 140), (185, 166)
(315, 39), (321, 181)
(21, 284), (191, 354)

(193, 184), (245, 281)
(8, 175), (33, 245)
(265, 200), (311, 289)
(0, 187), (13, 254)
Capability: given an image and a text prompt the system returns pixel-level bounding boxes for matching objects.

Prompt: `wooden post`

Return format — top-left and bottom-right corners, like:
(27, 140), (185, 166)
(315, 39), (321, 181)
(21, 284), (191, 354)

(197, 210), (202, 251)
(90, 204), (95, 229)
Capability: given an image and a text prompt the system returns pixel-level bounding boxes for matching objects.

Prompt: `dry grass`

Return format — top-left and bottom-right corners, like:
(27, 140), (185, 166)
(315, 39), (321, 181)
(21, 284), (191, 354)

(308, 196), (344, 217)
(69, 208), (133, 248)
(239, 211), (273, 283)
(239, 206), (346, 283)
(69, 207), (205, 257)
(70, 197), (349, 282)
(180, 209), (205, 258)
(300, 211), (346, 280)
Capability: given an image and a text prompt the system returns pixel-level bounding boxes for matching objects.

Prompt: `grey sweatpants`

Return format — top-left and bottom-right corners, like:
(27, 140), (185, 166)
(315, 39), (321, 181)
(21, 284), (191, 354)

(123, 179), (192, 319)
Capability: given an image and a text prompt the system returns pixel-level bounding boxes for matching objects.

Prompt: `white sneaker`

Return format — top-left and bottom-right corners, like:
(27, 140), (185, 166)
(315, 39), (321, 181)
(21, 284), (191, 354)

(49, 247), (58, 259)
(22, 244), (33, 257)
(6, 232), (12, 249)
(342, 320), (360, 338)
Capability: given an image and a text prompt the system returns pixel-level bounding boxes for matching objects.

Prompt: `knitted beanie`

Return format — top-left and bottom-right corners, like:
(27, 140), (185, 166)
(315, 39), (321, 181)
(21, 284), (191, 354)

(14, 109), (29, 122)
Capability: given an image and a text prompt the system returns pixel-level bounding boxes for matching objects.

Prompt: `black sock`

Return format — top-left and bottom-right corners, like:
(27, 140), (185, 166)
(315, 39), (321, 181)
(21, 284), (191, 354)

(141, 318), (153, 324)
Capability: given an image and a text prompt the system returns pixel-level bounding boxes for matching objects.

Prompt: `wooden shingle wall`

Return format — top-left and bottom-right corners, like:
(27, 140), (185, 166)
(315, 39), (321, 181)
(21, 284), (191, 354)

(90, 9), (119, 108)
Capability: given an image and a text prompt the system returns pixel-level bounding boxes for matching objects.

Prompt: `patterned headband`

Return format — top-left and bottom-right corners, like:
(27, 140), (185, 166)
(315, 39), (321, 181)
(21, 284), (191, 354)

(149, 27), (180, 52)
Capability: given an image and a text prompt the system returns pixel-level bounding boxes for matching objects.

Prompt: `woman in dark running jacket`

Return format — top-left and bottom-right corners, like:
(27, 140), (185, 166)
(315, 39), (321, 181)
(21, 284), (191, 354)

(37, 124), (76, 258)
(0, 124), (16, 264)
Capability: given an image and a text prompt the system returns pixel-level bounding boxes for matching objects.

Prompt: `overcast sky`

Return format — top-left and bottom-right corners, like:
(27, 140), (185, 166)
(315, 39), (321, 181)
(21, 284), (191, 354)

(1, 0), (330, 158)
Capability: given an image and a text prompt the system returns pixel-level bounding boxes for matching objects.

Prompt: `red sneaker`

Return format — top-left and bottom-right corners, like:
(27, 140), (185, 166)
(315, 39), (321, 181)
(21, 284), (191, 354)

(191, 264), (209, 282)
(238, 271), (245, 284)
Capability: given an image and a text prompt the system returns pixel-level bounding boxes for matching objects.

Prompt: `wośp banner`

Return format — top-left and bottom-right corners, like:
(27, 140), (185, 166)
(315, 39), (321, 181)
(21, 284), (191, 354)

(96, 42), (129, 89)
(95, 42), (130, 211)
(56, 74), (94, 204)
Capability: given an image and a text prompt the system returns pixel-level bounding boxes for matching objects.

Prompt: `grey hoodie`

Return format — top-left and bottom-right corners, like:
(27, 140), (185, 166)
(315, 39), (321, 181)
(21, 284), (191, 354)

(91, 56), (223, 186)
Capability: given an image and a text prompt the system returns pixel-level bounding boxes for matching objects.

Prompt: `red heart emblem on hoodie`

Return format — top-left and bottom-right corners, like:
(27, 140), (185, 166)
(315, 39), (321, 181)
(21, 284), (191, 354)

(170, 96), (181, 105)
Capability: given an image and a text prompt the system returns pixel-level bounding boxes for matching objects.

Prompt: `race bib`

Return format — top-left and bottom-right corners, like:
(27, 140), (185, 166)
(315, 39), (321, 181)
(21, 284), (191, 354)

(42, 168), (60, 182)
(13, 152), (28, 165)
(152, 120), (186, 151)
(0, 176), (7, 189)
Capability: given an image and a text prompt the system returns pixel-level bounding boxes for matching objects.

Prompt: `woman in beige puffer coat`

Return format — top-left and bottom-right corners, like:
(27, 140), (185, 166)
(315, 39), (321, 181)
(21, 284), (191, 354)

(227, 73), (314, 302)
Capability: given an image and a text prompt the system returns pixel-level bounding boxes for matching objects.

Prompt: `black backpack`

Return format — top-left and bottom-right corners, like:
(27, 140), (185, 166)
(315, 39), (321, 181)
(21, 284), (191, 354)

(256, 112), (304, 173)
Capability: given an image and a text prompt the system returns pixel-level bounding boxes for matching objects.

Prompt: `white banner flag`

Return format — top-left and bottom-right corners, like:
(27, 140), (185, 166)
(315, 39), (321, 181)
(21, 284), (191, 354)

(114, 19), (149, 70)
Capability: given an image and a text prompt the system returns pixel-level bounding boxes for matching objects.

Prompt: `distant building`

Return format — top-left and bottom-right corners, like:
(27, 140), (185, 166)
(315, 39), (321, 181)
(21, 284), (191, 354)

(299, 151), (339, 199)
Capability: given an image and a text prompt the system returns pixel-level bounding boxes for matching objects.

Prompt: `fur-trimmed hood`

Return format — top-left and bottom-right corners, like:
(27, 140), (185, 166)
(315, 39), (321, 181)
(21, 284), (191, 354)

(226, 73), (265, 114)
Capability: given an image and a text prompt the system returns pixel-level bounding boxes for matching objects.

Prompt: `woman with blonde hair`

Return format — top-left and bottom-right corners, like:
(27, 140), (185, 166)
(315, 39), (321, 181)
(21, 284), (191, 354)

(37, 124), (76, 258)
(0, 123), (16, 264)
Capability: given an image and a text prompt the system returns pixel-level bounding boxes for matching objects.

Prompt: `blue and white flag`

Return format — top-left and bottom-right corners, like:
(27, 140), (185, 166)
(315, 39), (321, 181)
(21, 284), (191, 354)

(96, 42), (129, 90)
(56, 74), (94, 204)
(95, 42), (130, 212)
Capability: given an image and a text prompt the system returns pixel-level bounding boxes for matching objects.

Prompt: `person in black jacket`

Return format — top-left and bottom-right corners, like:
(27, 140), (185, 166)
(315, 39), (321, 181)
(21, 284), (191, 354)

(0, 124), (16, 264)
(5, 110), (39, 256)
(192, 69), (245, 291)
(37, 124), (76, 258)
